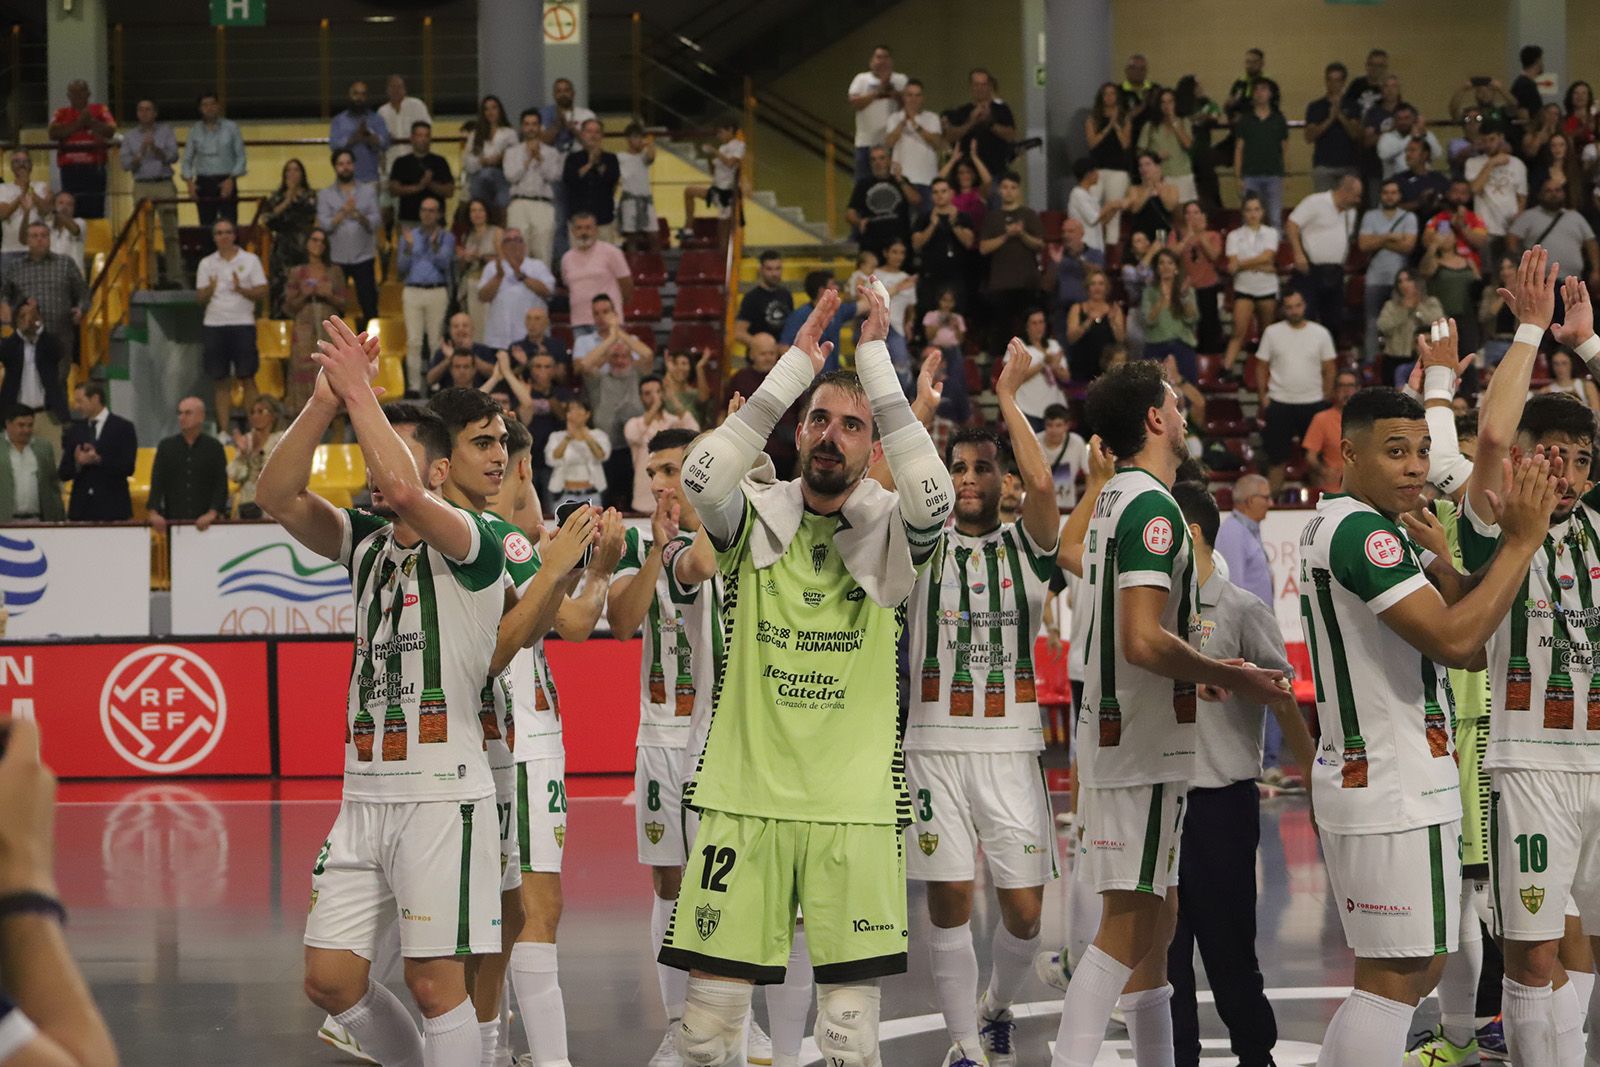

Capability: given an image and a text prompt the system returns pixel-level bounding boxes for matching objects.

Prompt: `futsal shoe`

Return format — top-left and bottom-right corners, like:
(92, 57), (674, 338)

(316, 1017), (378, 1063)
(941, 1043), (988, 1067)
(1475, 1017), (1507, 1061)
(1033, 947), (1071, 992)
(647, 1026), (682, 1067)
(746, 1015), (773, 1065)
(976, 993), (1016, 1067)
(1401, 1026), (1479, 1067)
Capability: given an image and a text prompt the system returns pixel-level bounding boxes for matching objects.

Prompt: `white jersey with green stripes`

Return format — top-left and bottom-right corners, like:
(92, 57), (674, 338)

(482, 514), (564, 763)
(1458, 490), (1600, 773)
(661, 535), (727, 762)
(1298, 493), (1460, 835)
(337, 505), (505, 802)
(614, 526), (699, 751)
(1076, 468), (1199, 789)
(905, 521), (1058, 752)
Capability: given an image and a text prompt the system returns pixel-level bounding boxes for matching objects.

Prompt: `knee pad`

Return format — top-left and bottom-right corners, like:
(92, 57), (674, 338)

(676, 980), (751, 1067)
(814, 983), (881, 1067)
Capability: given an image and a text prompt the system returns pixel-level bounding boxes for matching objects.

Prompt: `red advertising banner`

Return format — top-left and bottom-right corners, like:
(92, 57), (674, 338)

(0, 642), (271, 778)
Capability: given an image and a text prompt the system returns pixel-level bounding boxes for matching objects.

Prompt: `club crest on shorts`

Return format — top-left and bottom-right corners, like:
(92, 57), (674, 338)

(1521, 885), (1545, 914)
(918, 832), (939, 856)
(553, 825), (565, 848)
(645, 821), (665, 845)
(695, 903), (721, 940)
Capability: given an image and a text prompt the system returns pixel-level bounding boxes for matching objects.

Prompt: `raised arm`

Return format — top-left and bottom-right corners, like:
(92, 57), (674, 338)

(608, 521), (668, 639)
(1058, 435), (1114, 576)
(489, 507), (595, 673)
(256, 371), (348, 559)
(997, 336), (1063, 551)
(555, 509), (626, 640)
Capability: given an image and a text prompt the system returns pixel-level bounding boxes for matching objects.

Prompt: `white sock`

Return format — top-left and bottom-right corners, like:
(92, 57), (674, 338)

(373, 918), (404, 984)
(1065, 867), (1099, 971)
(1314, 989), (1415, 1067)
(929, 921), (981, 1048)
(764, 927), (813, 1059)
(422, 999), (481, 1067)
(986, 923), (1041, 1009)
(509, 942), (568, 1064)
(1120, 984), (1176, 1067)
(1502, 978), (1557, 1067)
(1436, 938), (1483, 1046)
(477, 1020), (499, 1067)
(1569, 969), (1595, 1025)
(497, 985), (512, 1059)
(333, 979), (424, 1067)
(1051, 944), (1133, 1067)
(652, 894), (688, 1020)
(1556, 979), (1584, 1067)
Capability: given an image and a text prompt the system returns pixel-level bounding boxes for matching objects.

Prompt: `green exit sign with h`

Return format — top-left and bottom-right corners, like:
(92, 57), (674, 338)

(211, 0), (265, 27)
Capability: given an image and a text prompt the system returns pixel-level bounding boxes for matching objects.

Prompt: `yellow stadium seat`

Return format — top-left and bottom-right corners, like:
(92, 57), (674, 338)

(129, 446), (155, 519)
(84, 218), (114, 259)
(374, 354), (405, 400)
(374, 317), (407, 359)
(255, 358), (284, 398)
(378, 281), (404, 317)
(310, 443), (365, 508)
(258, 319), (292, 360)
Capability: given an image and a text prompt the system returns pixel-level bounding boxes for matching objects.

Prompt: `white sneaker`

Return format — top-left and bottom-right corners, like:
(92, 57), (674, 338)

(942, 1043), (988, 1067)
(513, 1058), (573, 1067)
(746, 1015), (773, 1065)
(648, 1025), (683, 1067)
(977, 994), (1016, 1067)
(317, 1017), (377, 1064)
(1110, 1004), (1126, 1029)
(1033, 948), (1072, 993)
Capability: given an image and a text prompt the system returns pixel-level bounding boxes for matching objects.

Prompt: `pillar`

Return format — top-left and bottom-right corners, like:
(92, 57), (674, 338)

(47, 0), (109, 116)
(1020, 0), (1048, 211)
(1505, 0), (1565, 103)
(478, 0), (543, 110)
(1044, 0), (1113, 209)
(543, 1), (589, 109)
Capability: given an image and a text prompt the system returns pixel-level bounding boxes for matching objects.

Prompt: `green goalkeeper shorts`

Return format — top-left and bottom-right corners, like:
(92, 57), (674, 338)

(658, 809), (909, 985)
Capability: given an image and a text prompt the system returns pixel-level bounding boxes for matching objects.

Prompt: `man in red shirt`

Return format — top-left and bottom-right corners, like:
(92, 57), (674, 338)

(46, 80), (115, 219)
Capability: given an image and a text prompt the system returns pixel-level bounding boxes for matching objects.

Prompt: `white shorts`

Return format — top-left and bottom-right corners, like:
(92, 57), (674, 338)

(492, 762), (522, 893)
(304, 796), (502, 958)
(1321, 820), (1462, 958)
(515, 756), (568, 874)
(636, 744), (695, 867)
(1489, 769), (1600, 940)
(1077, 782), (1185, 897)
(905, 750), (1058, 888)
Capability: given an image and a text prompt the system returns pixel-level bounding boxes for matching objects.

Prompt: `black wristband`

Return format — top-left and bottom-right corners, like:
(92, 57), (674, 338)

(0, 891), (66, 925)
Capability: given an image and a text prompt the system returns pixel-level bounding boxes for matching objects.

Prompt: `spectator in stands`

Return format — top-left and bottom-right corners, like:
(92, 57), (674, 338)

(146, 395), (228, 532)
(195, 218), (266, 428)
(317, 149), (381, 325)
(46, 193), (83, 274)
(58, 381), (134, 521)
(1037, 402), (1089, 510)
(1506, 177), (1600, 291)
(875, 238), (918, 388)
(227, 395), (284, 519)
(1541, 348), (1600, 409)
(0, 404), (63, 521)
(1301, 368), (1359, 492)
(1141, 248), (1200, 382)
(1357, 74), (1404, 196)
(848, 45), (907, 180)
(943, 68), (1018, 185)
(396, 194), (454, 392)
(478, 228), (555, 351)
(426, 312), (496, 396)
(617, 123), (658, 253)
(1286, 174), (1360, 335)
(1357, 177), (1419, 361)
(576, 294), (652, 509)
(1012, 307), (1068, 430)
(377, 74), (431, 231)
(1168, 201), (1224, 352)
(1464, 128), (1526, 263)
(978, 171), (1043, 354)
(0, 153), (50, 278)
(940, 148), (992, 237)
(516, 349), (570, 502)
(1064, 268), (1123, 383)
(922, 286), (967, 354)
(1419, 182), (1487, 354)
(1530, 132), (1583, 209)
(885, 79), (942, 213)
(182, 91), (246, 231)
(1118, 53), (1160, 140)
(1304, 62), (1363, 193)
(1221, 193), (1280, 372)
(1121, 231), (1158, 353)
(1254, 289), (1335, 491)
(260, 159), (316, 316)
(1509, 45), (1545, 121)
(681, 119), (745, 255)
(561, 212), (631, 335)
(504, 109), (563, 266)
(454, 198), (501, 338)
(1374, 105), (1440, 181)
(662, 349), (710, 423)
(1140, 88), (1196, 203)
(912, 178), (975, 315)
(46, 80), (114, 219)
(510, 306), (570, 382)
(1067, 159), (1115, 252)
(1225, 47), (1273, 119)
(624, 375), (698, 512)
(387, 120), (456, 235)
(1478, 255), (1519, 365)
(1234, 79), (1288, 227)
(1342, 48), (1389, 115)
(328, 80), (390, 188)
(540, 77), (597, 265)
(462, 95), (516, 215)
(0, 301), (67, 438)
(281, 227), (347, 416)
(1449, 76), (1519, 134)
(1050, 217), (1105, 319)
(847, 146), (918, 257)
(1396, 136), (1449, 224)
(735, 250), (793, 347)
(1, 223), (86, 375)
(728, 331), (777, 401)
(1086, 83), (1135, 246)
(1562, 82), (1596, 149)
(779, 272), (856, 372)
(434, 348), (487, 394)
(544, 394), (608, 509)
(563, 119), (621, 243)
(120, 100), (183, 285)
(1124, 150), (1180, 242)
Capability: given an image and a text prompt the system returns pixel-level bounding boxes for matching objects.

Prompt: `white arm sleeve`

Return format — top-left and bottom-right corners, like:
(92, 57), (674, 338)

(1425, 404), (1473, 498)
(857, 338), (953, 556)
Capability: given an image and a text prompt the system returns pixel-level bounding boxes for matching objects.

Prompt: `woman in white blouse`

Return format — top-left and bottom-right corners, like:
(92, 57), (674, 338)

(1222, 192), (1281, 371)
(462, 95), (518, 217)
(544, 394), (609, 509)
(1012, 307), (1070, 430)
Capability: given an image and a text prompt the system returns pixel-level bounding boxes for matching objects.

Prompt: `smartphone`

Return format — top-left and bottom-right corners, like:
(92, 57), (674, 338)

(554, 501), (595, 570)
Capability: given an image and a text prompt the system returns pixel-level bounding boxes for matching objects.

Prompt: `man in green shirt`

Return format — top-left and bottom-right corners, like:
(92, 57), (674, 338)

(663, 281), (954, 1066)
(1233, 79), (1288, 231)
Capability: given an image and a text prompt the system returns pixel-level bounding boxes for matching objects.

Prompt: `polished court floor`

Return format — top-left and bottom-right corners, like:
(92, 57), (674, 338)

(61, 778), (1366, 1065)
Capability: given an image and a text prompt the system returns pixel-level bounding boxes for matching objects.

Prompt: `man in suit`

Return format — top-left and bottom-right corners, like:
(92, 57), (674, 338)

(0, 300), (69, 450)
(58, 381), (136, 521)
(0, 405), (64, 521)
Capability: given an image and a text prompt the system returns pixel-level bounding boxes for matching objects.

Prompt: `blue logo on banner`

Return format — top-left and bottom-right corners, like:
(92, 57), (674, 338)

(0, 533), (48, 615)
(217, 542), (346, 602)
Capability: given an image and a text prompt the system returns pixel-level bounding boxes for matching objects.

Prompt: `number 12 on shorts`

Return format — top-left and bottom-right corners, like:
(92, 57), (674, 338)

(700, 844), (736, 892)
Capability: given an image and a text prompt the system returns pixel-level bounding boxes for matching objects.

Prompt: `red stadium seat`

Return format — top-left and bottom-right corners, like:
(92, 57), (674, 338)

(627, 252), (667, 287)
(679, 218), (720, 250)
(550, 325), (575, 353)
(675, 285), (726, 320)
(626, 324), (658, 350)
(1203, 396), (1250, 437)
(1212, 485), (1234, 510)
(1195, 355), (1237, 395)
(1039, 209), (1065, 240)
(624, 286), (662, 321)
(677, 249), (725, 285)
(667, 322), (723, 358)
(1205, 438), (1253, 481)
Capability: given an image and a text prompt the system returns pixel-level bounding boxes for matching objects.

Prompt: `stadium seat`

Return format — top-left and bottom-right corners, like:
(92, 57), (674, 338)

(374, 354), (405, 400)
(1202, 396), (1251, 437)
(667, 322), (722, 359)
(1039, 209), (1064, 239)
(370, 317), (407, 359)
(626, 324), (658, 351)
(378, 281), (404, 317)
(130, 446), (156, 518)
(675, 285), (726, 321)
(1212, 485), (1234, 510)
(310, 444), (366, 508)
(624, 286), (662, 321)
(254, 359), (285, 399)
(257, 319), (292, 360)
(679, 218), (720, 250)
(1205, 438), (1253, 481)
(677, 250), (725, 285)
(550, 325), (576, 353)
(1195, 355), (1237, 395)
(627, 252), (668, 287)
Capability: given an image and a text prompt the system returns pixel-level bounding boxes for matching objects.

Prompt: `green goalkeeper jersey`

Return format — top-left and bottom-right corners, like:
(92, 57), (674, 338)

(683, 501), (913, 827)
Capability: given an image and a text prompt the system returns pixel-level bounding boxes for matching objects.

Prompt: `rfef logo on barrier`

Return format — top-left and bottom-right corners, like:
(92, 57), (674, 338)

(99, 646), (229, 774)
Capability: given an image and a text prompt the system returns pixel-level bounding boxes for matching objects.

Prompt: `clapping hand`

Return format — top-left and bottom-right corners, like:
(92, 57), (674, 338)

(544, 504), (597, 576)
(1492, 448), (1566, 547)
(855, 277), (891, 344)
(1498, 246), (1560, 330)
(651, 492), (681, 546)
(312, 316), (383, 403)
(997, 337), (1033, 401)
(793, 287), (840, 374)
(1399, 506), (1451, 561)
(1553, 276), (1595, 348)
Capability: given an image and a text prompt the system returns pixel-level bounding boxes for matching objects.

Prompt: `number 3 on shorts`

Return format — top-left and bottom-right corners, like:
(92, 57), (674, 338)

(916, 788), (933, 822)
